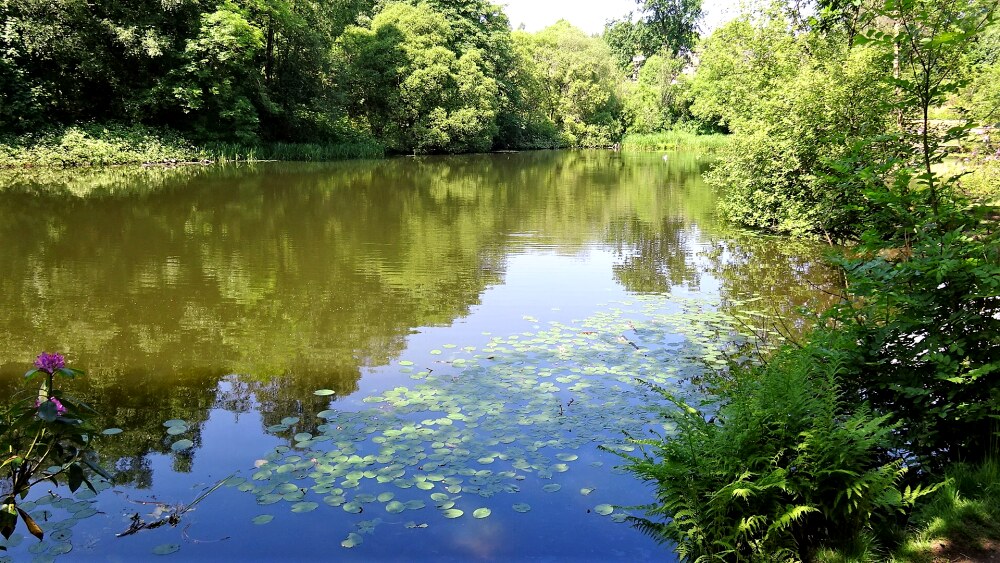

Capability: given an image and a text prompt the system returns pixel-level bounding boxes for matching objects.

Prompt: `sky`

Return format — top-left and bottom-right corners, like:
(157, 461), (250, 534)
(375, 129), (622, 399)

(500, 0), (737, 36)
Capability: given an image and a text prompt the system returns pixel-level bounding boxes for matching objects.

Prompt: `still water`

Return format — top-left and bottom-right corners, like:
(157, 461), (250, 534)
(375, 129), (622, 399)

(0, 151), (837, 561)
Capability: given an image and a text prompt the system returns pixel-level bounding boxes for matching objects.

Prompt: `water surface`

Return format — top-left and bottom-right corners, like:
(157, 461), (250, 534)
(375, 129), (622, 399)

(0, 151), (837, 561)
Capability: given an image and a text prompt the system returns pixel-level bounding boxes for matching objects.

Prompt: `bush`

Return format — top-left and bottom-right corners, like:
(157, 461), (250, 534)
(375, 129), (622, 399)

(617, 340), (930, 561)
(0, 124), (204, 167)
(708, 45), (894, 241)
(829, 200), (1000, 467)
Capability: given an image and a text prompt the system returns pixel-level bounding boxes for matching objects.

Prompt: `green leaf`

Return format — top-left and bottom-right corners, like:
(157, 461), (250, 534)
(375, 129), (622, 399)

(37, 400), (59, 422)
(68, 463), (84, 493)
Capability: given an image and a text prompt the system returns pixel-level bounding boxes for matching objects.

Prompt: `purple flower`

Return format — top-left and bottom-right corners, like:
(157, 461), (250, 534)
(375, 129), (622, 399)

(35, 397), (67, 416)
(34, 352), (66, 374)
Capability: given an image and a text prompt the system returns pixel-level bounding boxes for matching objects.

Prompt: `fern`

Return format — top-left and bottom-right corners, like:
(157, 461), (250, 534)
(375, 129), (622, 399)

(616, 340), (917, 560)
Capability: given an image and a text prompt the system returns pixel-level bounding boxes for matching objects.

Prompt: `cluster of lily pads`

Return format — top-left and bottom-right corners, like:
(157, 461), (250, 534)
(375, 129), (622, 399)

(163, 419), (194, 453)
(0, 481), (112, 562)
(233, 295), (755, 549)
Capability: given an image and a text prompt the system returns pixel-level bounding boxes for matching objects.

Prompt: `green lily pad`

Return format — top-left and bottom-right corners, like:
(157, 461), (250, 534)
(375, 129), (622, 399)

(314, 389), (336, 396)
(594, 504), (614, 516)
(291, 502), (318, 513)
(162, 419), (186, 428)
(252, 515), (273, 525)
(542, 484), (561, 493)
(441, 509), (463, 519)
(341, 533), (363, 548)
(101, 428), (123, 435)
(385, 501), (405, 514)
(512, 503), (531, 513)
(152, 544), (180, 556)
(170, 439), (193, 452)
(472, 508), (491, 519)
(580, 487), (596, 496)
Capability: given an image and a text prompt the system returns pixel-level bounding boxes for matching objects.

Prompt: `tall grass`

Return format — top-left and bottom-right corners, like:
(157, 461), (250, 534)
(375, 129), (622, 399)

(207, 141), (384, 162)
(620, 130), (730, 153)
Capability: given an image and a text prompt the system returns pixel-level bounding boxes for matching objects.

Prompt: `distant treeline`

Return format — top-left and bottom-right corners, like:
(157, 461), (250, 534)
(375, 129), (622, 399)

(0, 0), (722, 157)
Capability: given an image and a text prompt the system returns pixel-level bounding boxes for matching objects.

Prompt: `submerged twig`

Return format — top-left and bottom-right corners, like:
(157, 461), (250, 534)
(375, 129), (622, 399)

(116, 474), (233, 538)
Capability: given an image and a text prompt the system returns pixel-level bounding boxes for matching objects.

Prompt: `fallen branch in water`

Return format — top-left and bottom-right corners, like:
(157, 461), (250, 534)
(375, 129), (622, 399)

(116, 474), (233, 538)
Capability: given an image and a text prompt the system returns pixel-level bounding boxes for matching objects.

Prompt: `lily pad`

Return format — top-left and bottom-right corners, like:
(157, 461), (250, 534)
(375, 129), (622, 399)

(170, 439), (193, 452)
(152, 544), (180, 556)
(441, 509), (463, 519)
(512, 503), (531, 513)
(341, 533), (363, 548)
(252, 514), (274, 525)
(472, 508), (491, 519)
(594, 504), (614, 516)
(314, 389), (336, 396)
(101, 428), (123, 435)
(291, 502), (318, 513)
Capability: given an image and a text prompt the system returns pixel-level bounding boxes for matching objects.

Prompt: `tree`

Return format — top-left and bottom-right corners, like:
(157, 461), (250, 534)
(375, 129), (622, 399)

(518, 21), (625, 147)
(687, 8), (802, 130)
(604, 0), (702, 71)
(167, 3), (266, 143)
(604, 16), (662, 71)
(639, 0), (703, 56)
(334, 3), (499, 153)
(621, 53), (688, 133)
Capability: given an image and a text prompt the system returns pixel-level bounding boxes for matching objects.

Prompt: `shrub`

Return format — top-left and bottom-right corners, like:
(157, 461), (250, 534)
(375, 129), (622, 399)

(829, 200), (1000, 467)
(617, 340), (931, 561)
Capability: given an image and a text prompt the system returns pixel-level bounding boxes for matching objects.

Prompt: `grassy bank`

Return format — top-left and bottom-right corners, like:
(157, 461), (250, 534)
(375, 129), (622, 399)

(620, 130), (730, 153)
(0, 124), (385, 168)
(815, 461), (1000, 562)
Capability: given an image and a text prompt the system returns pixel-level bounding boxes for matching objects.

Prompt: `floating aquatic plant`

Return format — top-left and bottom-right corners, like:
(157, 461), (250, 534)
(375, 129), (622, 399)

(233, 296), (759, 548)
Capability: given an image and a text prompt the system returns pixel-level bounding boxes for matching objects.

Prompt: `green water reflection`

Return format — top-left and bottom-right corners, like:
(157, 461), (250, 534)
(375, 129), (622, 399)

(0, 151), (835, 490)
